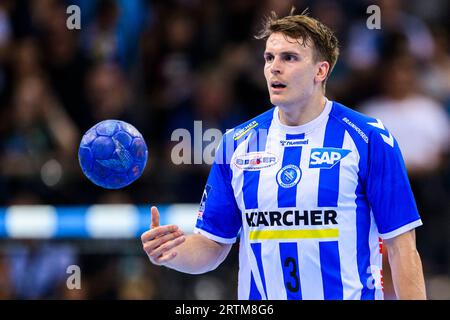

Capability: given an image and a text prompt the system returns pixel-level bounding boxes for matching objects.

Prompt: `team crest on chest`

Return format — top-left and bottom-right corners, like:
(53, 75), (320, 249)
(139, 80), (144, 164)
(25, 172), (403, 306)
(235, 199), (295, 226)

(276, 164), (302, 188)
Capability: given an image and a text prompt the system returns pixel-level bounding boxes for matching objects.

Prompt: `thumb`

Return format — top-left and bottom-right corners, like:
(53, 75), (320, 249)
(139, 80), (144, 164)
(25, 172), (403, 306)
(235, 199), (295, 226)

(150, 206), (160, 229)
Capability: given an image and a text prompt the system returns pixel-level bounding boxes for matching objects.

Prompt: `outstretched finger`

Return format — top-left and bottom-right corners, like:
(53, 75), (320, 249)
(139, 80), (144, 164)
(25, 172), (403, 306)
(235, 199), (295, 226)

(151, 206), (160, 229)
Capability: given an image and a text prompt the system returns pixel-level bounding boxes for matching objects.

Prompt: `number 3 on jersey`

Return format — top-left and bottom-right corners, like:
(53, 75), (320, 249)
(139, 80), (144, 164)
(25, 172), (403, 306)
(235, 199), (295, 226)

(279, 242), (302, 299)
(284, 257), (300, 292)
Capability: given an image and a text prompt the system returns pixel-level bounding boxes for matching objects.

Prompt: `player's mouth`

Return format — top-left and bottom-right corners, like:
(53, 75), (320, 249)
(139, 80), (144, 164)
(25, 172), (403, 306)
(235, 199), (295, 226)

(270, 81), (287, 93)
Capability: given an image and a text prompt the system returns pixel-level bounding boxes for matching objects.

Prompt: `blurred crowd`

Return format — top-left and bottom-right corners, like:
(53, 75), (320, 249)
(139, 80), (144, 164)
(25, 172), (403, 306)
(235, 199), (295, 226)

(0, 0), (449, 299)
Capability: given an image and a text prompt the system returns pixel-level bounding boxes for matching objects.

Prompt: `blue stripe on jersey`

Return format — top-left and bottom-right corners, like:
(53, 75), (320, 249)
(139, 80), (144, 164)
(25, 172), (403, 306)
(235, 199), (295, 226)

(243, 123), (270, 210)
(249, 272), (262, 300)
(318, 117), (346, 207)
(278, 133), (305, 208)
(279, 242), (302, 300)
(319, 241), (343, 299)
(355, 183), (375, 299)
(243, 171), (260, 210)
(250, 242), (268, 299)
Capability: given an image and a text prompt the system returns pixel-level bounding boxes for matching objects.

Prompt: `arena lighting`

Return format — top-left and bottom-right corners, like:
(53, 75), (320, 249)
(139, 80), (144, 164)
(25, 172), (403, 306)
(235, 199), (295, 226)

(0, 204), (198, 239)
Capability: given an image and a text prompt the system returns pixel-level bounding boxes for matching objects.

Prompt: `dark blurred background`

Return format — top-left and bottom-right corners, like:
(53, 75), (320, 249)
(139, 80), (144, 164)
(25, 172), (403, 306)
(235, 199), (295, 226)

(0, 0), (449, 299)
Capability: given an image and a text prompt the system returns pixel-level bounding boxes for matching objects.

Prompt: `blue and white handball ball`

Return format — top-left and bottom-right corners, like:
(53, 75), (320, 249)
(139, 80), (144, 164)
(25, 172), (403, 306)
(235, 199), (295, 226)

(78, 120), (148, 189)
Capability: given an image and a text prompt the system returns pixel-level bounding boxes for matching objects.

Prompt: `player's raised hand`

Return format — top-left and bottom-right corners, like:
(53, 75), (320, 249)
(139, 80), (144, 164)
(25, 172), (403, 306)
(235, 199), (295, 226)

(141, 206), (186, 265)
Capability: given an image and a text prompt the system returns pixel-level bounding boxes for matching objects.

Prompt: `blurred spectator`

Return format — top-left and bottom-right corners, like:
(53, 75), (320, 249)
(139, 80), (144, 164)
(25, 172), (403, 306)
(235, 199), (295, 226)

(0, 255), (13, 299)
(346, 0), (434, 70)
(37, 1), (93, 131)
(222, 0), (260, 44)
(0, 15), (12, 126)
(158, 9), (199, 111)
(117, 256), (160, 299)
(85, 62), (136, 124)
(360, 54), (449, 176)
(261, 0), (297, 17)
(162, 67), (245, 202)
(80, 0), (149, 70)
(5, 240), (77, 299)
(82, 0), (120, 64)
(0, 76), (79, 183)
(311, 0), (347, 43)
(420, 28), (450, 111)
(12, 38), (41, 82)
(81, 254), (120, 299)
(0, 2), (12, 40)
(219, 41), (268, 118)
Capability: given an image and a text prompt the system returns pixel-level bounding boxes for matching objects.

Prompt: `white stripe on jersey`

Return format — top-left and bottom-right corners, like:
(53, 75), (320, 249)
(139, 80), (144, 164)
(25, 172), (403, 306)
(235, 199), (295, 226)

(337, 130), (363, 300)
(298, 240), (324, 299)
(263, 241), (287, 299)
(255, 118), (287, 299)
(296, 120), (326, 209)
(257, 117), (281, 213)
(291, 112), (327, 299)
(231, 134), (268, 300)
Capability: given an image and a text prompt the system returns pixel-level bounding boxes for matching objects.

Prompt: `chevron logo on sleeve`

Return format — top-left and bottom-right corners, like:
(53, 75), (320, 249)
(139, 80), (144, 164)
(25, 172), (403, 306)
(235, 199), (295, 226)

(368, 119), (394, 147)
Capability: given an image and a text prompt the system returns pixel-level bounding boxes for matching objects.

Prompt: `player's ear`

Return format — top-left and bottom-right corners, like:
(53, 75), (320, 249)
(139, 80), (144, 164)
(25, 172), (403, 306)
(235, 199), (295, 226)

(315, 61), (330, 85)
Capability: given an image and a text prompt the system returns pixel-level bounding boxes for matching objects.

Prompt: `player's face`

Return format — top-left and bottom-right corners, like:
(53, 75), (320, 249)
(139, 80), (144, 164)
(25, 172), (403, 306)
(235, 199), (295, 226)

(264, 32), (320, 108)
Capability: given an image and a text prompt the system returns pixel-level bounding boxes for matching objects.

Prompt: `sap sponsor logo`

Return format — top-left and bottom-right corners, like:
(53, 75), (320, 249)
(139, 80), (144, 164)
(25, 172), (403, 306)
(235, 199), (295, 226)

(280, 139), (309, 147)
(233, 152), (278, 171)
(233, 121), (258, 140)
(309, 148), (351, 169)
(198, 184), (211, 219)
(276, 165), (302, 188)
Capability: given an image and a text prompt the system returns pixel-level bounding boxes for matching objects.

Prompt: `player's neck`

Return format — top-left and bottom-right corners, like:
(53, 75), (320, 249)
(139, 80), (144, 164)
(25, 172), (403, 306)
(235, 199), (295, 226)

(278, 94), (327, 127)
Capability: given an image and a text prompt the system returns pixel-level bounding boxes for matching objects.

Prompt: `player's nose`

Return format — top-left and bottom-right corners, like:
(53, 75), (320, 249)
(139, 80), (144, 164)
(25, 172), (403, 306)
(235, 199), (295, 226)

(270, 56), (282, 75)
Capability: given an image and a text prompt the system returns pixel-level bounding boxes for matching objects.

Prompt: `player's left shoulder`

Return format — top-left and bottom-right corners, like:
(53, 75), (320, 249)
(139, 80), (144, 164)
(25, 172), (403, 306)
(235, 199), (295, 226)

(330, 101), (396, 148)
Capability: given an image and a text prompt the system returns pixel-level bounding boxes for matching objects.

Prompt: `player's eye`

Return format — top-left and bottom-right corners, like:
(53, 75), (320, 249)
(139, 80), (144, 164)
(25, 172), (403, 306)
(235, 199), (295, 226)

(264, 54), (274, 62)
(283, 54), (298, 62)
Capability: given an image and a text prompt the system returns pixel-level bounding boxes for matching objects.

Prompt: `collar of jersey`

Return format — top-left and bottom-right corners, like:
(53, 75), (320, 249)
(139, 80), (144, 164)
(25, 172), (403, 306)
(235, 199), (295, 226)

(273, 98), (332, 134)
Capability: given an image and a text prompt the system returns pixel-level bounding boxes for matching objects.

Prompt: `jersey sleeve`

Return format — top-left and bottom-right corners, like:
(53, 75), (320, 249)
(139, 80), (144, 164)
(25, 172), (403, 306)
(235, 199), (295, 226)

(365, 126), (423, 239)
(194, 135), (242, 243)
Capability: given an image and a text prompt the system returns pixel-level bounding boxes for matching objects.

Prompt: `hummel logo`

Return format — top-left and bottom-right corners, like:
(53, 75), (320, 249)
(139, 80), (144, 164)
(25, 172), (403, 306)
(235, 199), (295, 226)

(368, 119), (394, 147)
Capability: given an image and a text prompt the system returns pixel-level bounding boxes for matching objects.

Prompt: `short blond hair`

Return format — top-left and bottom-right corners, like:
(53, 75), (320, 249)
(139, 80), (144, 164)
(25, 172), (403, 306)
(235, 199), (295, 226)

(256, 9), (339, 86)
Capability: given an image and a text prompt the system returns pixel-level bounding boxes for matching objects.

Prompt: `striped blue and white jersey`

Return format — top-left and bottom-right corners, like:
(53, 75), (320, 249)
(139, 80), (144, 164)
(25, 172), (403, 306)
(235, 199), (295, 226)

(194, 99), (422, 300)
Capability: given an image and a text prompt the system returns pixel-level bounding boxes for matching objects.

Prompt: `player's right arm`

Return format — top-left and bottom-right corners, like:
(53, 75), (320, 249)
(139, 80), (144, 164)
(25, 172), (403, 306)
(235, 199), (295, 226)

(141, 206), (232, 274)
(142, 134), (239, 274)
